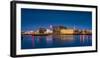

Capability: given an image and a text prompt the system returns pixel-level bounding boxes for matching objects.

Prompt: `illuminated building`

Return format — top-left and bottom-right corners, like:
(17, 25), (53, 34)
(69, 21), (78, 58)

(60, 29), (74, 34)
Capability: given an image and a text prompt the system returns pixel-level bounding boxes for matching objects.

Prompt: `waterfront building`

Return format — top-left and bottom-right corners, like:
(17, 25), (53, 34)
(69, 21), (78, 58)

(45, 29), (53, 34)
(60, 29), (74, 34)
(52, 26), (75, 35)
(38, 28), (46, 34)
(52, 26), (67, 34)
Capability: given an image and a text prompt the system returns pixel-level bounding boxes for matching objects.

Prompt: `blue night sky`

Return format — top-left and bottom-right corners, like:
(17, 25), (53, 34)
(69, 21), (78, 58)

(21, 8), (92, 32)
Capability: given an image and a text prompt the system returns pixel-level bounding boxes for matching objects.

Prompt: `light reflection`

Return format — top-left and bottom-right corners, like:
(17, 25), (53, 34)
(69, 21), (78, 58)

(80, 35), (90, 44)
(46, 35), (53, 46)
(60, 35), (74, 41)
(80, 35), (85, 43)
(31, 35), (35, 48)
(21, 34), (92, 49)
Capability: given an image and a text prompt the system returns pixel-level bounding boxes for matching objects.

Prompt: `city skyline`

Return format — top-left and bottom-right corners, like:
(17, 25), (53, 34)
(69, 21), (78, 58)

(21, 8), (92, 32)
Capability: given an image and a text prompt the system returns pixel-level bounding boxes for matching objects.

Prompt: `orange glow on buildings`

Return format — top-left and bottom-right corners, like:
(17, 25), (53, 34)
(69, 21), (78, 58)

(60, 29), (74, 34)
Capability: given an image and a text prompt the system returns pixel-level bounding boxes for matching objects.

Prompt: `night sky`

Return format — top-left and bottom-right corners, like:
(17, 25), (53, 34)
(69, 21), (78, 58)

(21, 8), (92, 32)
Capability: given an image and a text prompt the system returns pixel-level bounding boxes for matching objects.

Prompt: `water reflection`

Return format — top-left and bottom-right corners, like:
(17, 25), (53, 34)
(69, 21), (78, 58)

(60, 35), (74, 41)
(21, 35), (92, 49)
(80, 35), (92, 45)
(46, 35), (53, 47)
(31, 36), (35, 48)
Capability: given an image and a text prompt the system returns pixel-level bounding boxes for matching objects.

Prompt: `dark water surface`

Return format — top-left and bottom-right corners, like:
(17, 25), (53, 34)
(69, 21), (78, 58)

(21, 35), (92, 49)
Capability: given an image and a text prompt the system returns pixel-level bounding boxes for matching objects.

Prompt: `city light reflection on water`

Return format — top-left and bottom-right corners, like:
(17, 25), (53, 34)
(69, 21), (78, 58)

(21, 35), (92, 49)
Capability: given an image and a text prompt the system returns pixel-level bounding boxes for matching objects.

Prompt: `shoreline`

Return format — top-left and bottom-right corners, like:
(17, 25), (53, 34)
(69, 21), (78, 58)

(22, 33), (92, 36)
